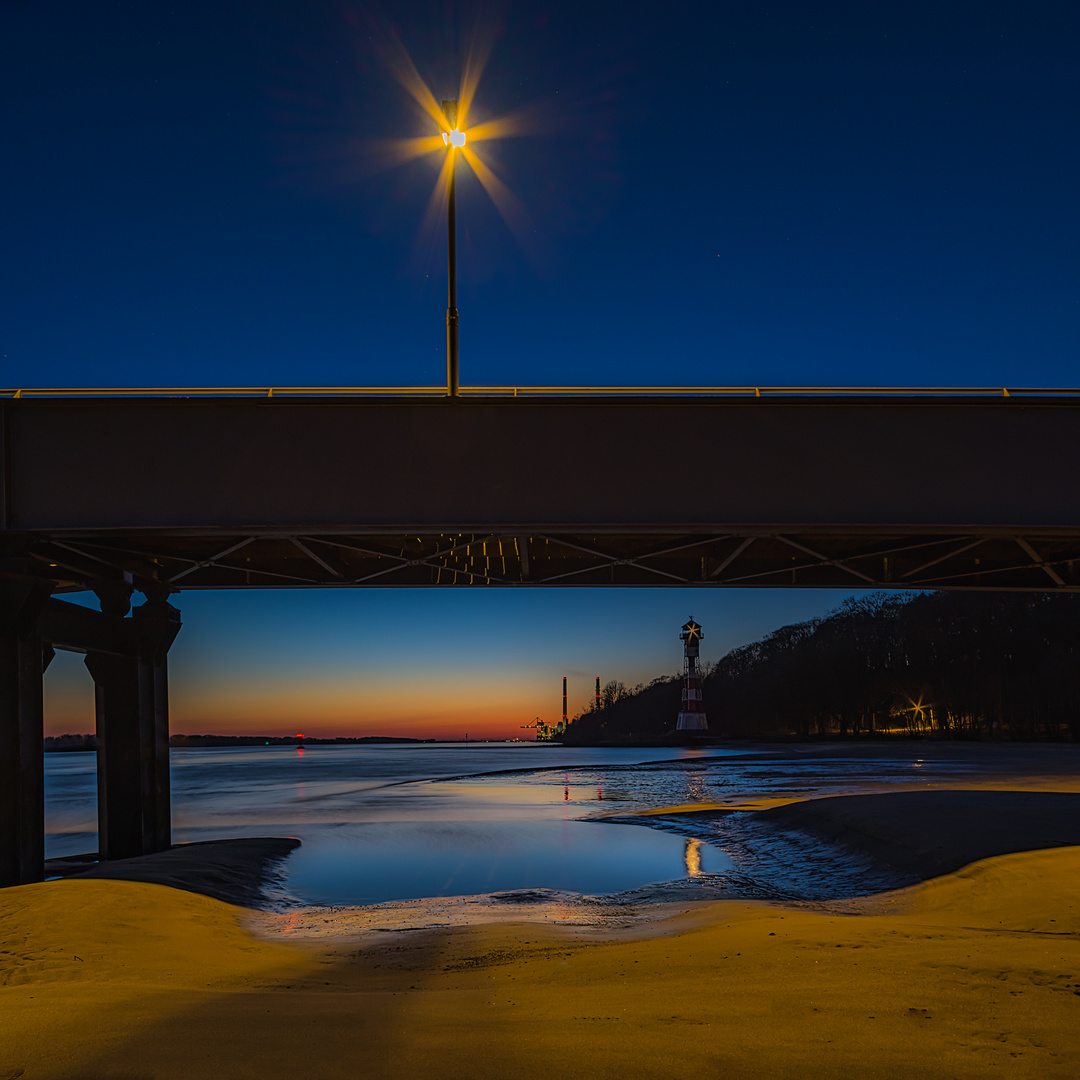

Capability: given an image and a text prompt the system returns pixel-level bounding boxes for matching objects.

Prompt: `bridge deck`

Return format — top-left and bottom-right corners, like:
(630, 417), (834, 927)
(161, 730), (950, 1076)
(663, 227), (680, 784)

(3, 391), (1079, 592)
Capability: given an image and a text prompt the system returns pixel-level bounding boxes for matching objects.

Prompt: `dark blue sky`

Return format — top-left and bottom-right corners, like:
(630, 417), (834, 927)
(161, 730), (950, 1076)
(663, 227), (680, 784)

(8, 2), (1079, 736)
(5, 0), (1078, 390)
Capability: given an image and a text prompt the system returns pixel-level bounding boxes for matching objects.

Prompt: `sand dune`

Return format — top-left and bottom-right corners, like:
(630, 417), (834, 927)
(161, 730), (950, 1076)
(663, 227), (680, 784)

(4, 787), (1079, 1078)
(50, 836), (300, 907)
(760, 788), (1080, 878)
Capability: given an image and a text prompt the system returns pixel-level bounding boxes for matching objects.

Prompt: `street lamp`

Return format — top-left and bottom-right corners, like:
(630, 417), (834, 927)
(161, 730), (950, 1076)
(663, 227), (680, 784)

(441, 99), (466, 397)
(373, 38), (528, 395)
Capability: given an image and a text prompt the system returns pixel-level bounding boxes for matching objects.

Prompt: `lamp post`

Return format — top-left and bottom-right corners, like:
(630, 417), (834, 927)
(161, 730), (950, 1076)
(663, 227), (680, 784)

(441, 99), (465, 397)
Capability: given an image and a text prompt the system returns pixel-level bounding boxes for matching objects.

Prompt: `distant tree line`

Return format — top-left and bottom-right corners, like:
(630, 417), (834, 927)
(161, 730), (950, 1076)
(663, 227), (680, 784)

(564, 592), (1080, 743)
(168, 734), (430, 747)
(44, 733), (99, 752)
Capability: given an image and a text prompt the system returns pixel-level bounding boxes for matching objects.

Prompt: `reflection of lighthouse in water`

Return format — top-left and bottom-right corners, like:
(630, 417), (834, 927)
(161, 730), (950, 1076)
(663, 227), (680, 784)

(675, 617), (708, 731)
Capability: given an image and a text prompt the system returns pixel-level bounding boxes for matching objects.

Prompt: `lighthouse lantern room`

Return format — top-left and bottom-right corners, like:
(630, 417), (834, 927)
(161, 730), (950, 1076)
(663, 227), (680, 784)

(675, 617), (708, 732)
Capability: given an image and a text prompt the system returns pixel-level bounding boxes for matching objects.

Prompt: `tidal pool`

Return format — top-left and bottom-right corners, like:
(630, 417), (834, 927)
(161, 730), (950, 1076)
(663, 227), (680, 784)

(44, 740), (1021, 905)
(278, 818), (727, 905)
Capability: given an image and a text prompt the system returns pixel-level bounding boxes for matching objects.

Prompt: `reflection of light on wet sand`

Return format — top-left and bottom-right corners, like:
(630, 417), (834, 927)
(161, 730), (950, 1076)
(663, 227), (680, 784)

(685, 770), (707, 802)
(249, 891), (683, 940)
(684, 838), (703, 877)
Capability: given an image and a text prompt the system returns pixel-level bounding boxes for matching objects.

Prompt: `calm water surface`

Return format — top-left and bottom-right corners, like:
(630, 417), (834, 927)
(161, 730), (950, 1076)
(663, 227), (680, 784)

(44, 742), (996, 904)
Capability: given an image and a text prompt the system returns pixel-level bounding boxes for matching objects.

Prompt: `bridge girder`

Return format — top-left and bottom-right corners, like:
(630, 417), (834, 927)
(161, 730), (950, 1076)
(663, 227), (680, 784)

(4, 392), (1080, 595)
(22, 527), (1080, 593)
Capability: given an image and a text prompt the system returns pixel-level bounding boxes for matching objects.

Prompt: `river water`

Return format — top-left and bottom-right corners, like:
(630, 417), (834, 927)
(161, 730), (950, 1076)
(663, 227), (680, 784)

(43, 741), (1021, 905)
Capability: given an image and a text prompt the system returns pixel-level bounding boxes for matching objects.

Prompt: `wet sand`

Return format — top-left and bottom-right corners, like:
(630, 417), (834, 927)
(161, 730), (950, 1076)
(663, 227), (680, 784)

(45, 837), (300, 906)
(4, 765), (1080, 1077)
(760, 788), (1080, 879)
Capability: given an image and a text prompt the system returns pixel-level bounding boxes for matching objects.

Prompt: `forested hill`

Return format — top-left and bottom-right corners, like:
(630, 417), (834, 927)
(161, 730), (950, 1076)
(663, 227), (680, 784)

(564, 592), (1080, 743)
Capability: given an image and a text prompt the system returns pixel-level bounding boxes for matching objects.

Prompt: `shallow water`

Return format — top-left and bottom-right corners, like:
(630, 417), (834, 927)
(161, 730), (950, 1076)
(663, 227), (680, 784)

(44, 741), (1012, 904)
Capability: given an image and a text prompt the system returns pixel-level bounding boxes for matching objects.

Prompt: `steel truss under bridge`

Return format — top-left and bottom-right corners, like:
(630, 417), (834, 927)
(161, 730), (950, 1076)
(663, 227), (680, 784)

(34, 528), (1080, 593)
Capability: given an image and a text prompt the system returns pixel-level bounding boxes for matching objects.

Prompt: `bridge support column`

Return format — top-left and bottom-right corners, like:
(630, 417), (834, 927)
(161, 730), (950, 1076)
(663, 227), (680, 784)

(85, 650), (145, 861)
(134, 597), (180, 853)
(84, 596), (180, 861)
(0, 576), (53, 887)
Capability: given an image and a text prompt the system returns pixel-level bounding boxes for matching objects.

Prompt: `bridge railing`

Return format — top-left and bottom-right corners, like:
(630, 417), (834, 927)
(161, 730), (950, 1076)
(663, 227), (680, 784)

(2, 386), (1080, 400)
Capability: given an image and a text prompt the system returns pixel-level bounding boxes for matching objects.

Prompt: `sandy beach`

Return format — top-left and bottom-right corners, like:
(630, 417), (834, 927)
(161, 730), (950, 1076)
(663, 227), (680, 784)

(4, 759), (1080, 1078)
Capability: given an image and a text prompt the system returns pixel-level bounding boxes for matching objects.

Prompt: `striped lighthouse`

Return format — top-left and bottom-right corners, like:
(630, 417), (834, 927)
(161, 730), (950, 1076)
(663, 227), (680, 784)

(675, 617), (708, 731)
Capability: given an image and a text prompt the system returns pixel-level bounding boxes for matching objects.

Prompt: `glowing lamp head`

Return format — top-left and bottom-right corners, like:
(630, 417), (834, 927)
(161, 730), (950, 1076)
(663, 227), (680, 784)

(440, 98), (464, 148)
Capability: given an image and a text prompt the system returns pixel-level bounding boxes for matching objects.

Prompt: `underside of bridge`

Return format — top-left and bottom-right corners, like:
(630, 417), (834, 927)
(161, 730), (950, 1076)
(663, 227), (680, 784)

(5, 390), (1080, 595)
(3, 389), (1080, 888)
(29, 527), (1080, 591)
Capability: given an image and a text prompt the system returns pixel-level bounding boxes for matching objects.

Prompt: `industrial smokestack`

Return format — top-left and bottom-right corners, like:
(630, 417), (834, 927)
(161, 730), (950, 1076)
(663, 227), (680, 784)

(595, 676), (601, 711)
(562, 676), (567, 727)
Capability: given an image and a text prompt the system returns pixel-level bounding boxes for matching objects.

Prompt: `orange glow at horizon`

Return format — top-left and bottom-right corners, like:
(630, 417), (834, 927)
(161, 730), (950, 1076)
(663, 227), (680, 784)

(41, 653), (572, 741)
(171, 677), (560, 740)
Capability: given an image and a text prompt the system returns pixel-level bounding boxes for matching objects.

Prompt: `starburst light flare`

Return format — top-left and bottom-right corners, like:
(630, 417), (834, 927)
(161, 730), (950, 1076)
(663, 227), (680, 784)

(371, 24), (538, 243)
(365, 23), (546, 395)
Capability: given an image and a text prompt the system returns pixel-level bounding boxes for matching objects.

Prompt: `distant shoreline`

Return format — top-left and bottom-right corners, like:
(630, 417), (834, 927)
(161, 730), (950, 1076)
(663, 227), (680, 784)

(43, 734), (439, 751)
(43, 731), (1080, 752)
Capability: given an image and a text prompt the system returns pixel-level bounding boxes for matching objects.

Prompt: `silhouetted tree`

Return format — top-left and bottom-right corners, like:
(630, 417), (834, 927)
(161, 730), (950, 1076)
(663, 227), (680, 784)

(563, 592), (1080, 743)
